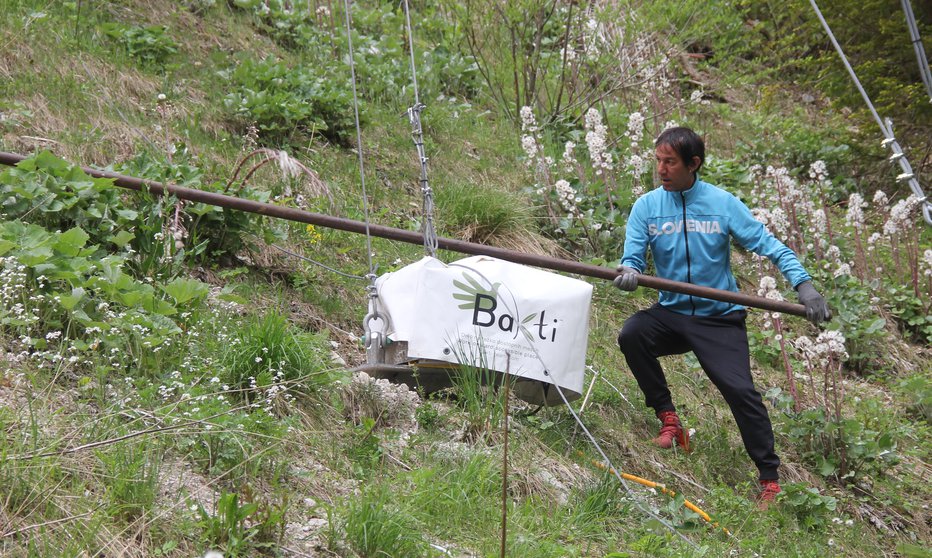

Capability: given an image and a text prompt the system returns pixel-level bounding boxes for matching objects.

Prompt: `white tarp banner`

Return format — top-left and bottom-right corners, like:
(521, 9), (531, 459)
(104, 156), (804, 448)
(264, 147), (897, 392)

(372, 256), (593, 401)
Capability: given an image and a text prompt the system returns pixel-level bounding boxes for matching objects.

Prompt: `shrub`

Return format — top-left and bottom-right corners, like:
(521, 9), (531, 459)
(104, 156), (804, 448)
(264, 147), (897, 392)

(221, 311), (331, 396)
(116, 151), (264, 266)
(101, 23), (178, 67)
(230, 0), (324, 50)
(223, 57), (357, 146)
(885, 283), (932, 345)
(197, 491), (261, 557)
(0, 151), (136, 250)
(0, 153), (215, 362)
(778, 482), (837, 530)
(784, 406), (900, 481)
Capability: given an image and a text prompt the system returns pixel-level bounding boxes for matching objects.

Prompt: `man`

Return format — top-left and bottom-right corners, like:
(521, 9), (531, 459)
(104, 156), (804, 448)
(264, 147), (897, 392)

(614, 126), (830, 507)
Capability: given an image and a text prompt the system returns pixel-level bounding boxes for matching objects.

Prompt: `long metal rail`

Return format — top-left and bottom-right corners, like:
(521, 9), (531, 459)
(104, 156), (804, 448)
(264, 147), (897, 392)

(0, 151), (808, 317)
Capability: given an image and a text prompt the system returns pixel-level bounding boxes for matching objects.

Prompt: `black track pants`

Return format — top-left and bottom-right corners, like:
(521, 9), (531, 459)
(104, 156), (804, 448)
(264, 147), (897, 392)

(617, 304), (780, 480)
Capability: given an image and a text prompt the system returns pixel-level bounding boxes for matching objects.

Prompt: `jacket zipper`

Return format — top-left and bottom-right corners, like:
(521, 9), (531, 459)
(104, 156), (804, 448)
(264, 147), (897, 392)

(680, 192), (696, 315)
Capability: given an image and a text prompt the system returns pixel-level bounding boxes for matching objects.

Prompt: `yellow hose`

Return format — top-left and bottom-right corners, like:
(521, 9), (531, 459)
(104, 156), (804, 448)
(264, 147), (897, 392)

(580, 452), (730, 535)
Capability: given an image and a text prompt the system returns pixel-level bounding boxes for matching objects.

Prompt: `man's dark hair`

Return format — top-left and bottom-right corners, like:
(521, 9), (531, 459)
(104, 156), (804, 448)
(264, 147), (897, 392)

(655, 127), (705, 173)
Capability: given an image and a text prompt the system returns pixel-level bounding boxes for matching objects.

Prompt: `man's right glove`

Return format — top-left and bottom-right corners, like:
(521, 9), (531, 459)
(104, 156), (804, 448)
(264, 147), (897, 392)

(796, 280), (831, 324)
(613, 265), (639, 291)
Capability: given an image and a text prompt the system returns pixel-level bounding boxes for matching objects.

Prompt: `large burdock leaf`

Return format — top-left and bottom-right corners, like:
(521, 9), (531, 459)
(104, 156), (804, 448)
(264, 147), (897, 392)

(53, 227), (90, 257)
(160, 277), (209, 305)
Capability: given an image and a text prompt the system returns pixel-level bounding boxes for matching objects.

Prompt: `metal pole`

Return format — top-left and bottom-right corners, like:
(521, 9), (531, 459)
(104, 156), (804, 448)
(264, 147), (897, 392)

(900, 0), (932, 102)
(809, 0), (932, 225)
(0, 151), (808, 317)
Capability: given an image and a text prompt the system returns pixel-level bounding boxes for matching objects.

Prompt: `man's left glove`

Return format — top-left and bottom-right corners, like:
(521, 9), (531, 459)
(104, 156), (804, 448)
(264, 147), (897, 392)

(796, 281), (831, 324)
(613, 265), (639, 291)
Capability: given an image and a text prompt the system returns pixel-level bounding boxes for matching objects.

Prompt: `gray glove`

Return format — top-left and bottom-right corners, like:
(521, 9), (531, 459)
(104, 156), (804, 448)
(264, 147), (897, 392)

(796, 281), (831, 324)
(613, 265), (639, 291)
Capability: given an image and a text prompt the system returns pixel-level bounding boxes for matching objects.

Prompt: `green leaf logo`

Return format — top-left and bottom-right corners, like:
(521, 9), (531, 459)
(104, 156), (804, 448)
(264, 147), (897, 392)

(452, 272), (500, 310)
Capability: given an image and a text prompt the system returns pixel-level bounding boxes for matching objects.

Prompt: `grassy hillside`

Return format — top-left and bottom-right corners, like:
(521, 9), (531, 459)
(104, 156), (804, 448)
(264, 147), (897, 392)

(0, 1), (930, 557)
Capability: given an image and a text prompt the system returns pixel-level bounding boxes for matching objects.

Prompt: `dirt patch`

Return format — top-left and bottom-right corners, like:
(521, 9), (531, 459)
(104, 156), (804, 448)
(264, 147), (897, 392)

(158, 458), (217, 514)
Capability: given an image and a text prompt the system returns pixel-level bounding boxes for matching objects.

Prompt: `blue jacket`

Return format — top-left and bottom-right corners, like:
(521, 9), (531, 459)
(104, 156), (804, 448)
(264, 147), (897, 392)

(621, 178), (811, 316)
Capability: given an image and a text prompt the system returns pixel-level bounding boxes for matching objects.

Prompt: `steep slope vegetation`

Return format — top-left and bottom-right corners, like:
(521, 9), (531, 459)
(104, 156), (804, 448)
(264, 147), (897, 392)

(0, 1), (929, 557)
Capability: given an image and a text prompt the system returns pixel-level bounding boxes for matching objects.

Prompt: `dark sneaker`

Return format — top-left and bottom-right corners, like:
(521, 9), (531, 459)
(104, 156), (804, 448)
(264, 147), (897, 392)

(654, 410), (690, 452)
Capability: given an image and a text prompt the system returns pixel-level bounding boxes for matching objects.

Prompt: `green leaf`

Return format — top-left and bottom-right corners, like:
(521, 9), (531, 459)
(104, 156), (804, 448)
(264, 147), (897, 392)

(119, 290), (146, 307)
(58, 287), (86, 311)
(53, 227), (90, 257)
(115, 208), (138, 220)
(160, 277), (209, 305)
(217, 292), (247, 305)
(146, 297), (178, 316)
(817, 456), (837, 477)
(16, 246), (53, 266)
(0, 239), (15, 256)
(187, 203), (219, 216)
(72, 308), (91, 322)
(109, 230), (135, 248)
(33, 150), (71, 174)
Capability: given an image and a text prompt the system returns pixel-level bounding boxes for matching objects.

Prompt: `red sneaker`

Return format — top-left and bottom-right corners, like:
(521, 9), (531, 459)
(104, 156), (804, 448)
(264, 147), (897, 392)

(758, 479), (781, 510)
(654, 410), (690, 452)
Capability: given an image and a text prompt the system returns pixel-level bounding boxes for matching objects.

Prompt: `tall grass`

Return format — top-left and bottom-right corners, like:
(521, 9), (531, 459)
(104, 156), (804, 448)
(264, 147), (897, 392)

(337, 486), (428, 558)
(434, 180), (542, 251)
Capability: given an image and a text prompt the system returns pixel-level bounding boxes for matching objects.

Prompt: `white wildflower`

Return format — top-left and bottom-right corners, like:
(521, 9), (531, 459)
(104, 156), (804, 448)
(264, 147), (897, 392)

(817, 330), (848, 361)
(562, 44), (577, 62)
(561, 141), (577, 171)
(519, 105), (538, 133)
(811, 208), (827, 235)
(626, 111), (645, 143)
(628, 153), (647, 176)
(921, 249), (932, 277)
(583, 18), (602, 58)
(872, 189), (888, 208)
(883, 195), (921, 236)
(809, 160), (828, 182)
(689, 90), (704, 104)
(554, 179), (576, 211)
(757, 276), (783, 301)
(585, 107), (613, 175)
(752, 207), (771, 227)
(521, 135), (538, 163)
(845, 193), (866, 230)
(770, 206), (789, 238)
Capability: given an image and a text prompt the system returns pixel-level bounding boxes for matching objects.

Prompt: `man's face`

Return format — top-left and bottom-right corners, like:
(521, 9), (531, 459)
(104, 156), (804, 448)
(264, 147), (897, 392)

(655, 144), (700, 192)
